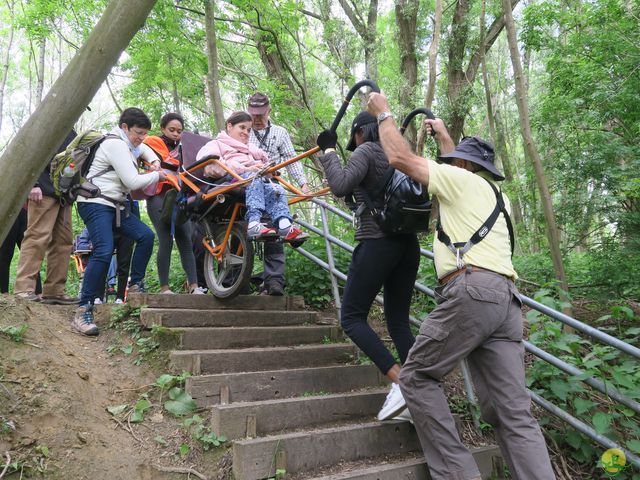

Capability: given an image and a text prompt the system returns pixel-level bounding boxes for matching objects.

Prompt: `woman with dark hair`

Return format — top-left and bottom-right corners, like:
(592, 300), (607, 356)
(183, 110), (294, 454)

(144, 113), (204, 295)
(196, 111), (307, 242)
(74, 107), (165, 336)
(316, 111), (420, 422)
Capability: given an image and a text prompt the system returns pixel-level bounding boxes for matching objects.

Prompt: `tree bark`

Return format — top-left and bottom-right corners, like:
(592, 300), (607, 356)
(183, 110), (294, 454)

(204, 0), (225, 134)
(447, 0), (519, 143)
(34, 39), (46, 106)
(0, 7), (15, 135)
(501, 0), (570, 301)
(338, 0), (379, 82)
(0, 0), (158, 244)
(416, 0), (442, 156)
(395, 0), (419, 146)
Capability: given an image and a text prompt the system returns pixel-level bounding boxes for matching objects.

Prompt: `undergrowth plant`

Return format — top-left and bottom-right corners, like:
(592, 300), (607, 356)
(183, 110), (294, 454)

(526, 288), (640, 476)
(107, 305), (160, 365)
(0, 324), (28, 343)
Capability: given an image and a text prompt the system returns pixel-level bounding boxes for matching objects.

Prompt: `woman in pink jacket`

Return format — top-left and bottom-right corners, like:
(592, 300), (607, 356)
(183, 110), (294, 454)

(196, 111), (307, 241)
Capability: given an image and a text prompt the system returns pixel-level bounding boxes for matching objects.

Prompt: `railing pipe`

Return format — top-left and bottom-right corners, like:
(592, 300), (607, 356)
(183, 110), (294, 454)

(319, 205), (342, 316)
(529, 391), (640, 469)
(525, 341), (640, 415)
(522, 297), (640, 359)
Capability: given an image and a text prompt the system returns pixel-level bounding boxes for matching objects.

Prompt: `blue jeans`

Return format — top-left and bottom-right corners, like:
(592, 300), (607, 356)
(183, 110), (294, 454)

(243, 176), (291, 225)
(77, 201), (154, 305)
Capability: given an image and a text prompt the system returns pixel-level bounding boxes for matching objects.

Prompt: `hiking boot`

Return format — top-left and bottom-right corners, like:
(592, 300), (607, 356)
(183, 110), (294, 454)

(280, 226), (310, 243)
(71, 304), (99, 336)
(267, 284), (284, 296)
(16, 291), (41, 302)
(128, 283), (146, 294)
(377, 383), (407, 421)
(247, 222), (277, 240)
(42, 294), (78, 305)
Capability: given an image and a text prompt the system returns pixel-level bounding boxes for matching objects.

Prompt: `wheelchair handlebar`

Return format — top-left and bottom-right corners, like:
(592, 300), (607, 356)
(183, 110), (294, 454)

(399, 108), (436, 136)
(329, 79), (380, 133)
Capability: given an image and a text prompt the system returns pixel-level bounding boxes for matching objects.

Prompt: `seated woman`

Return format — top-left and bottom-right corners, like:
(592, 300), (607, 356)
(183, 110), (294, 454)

(196, 111), (307, 242)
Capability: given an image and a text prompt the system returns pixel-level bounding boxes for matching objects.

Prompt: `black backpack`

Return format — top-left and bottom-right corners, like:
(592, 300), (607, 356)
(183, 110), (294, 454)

(358, 166), (432, 234)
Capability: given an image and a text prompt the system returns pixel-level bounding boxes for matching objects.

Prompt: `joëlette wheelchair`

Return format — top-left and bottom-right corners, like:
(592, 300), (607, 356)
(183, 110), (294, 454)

(159, 80), (434, 300)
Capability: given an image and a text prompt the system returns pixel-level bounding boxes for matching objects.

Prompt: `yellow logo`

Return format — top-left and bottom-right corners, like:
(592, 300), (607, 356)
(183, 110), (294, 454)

(600, 448), (627, 477)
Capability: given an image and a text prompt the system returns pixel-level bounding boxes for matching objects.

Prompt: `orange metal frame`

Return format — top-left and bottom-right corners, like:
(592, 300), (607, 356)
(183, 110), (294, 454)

(173, 146), (330, 263)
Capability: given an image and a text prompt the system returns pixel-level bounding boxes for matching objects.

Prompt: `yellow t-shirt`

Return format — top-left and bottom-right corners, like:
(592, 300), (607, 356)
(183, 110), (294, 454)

(428, 160), (517, 280)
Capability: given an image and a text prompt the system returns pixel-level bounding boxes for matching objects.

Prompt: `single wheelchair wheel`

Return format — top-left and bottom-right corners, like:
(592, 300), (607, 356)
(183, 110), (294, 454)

(203, 221), (254, 299)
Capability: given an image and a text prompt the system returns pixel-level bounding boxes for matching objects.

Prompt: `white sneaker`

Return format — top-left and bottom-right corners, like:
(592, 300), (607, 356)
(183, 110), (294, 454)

(190, 286), (207, 295)
(94, 298), (103, 305)
(377, 383), (407, 421)
(392, 408), (413, 424)
(114, 298), (124, 304)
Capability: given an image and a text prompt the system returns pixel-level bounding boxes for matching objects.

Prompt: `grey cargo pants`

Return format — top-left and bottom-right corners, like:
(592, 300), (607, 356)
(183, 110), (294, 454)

(399, 268), (555, 480)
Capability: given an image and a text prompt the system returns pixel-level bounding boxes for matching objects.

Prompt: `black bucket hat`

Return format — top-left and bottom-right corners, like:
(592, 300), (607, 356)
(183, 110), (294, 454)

(346, 111), (377, 151)
(438, 136), (504, 181)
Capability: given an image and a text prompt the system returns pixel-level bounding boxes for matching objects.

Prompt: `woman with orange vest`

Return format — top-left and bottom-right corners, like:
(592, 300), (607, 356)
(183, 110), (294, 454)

(144, 113), (204, 294)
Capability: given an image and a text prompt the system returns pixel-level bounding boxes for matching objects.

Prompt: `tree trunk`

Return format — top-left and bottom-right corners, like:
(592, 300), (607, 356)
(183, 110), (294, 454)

(337, 0), (379, 82)
(447, 0), (519, 143)
(0, 0), (158, 245)
(204, 0), (225, 134)
(34, 38), (46, 106)
(395, 0), (418, 146)
(501, 0), (571, 305)
(416, 0), (442, 156)
(0, 9), (15, 135)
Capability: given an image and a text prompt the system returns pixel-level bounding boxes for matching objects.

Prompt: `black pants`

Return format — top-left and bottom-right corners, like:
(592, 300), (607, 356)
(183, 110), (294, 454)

(0, 209), (42, 294)
(341, 234), (420, 375)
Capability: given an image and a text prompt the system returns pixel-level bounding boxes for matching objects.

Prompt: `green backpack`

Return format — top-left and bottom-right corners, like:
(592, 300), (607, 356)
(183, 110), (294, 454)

(50, 130), (118, 205)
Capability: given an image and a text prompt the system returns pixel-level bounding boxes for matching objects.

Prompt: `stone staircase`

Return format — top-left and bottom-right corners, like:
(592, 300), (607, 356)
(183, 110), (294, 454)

(129, 293), (503, 480)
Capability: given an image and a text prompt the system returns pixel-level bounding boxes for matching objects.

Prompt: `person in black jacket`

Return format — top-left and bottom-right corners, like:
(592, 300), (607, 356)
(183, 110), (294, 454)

(316, 112), (420, 421)
(14, 130), (78, 304)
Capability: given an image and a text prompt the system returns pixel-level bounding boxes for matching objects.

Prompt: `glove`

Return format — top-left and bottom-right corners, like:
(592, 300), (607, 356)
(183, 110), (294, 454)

(316, 130), (338, 151)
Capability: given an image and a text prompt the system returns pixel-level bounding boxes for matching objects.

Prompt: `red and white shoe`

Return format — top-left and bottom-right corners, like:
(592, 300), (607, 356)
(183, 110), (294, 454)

(281, 226), (310, 242)
(247, 223), (277, 240)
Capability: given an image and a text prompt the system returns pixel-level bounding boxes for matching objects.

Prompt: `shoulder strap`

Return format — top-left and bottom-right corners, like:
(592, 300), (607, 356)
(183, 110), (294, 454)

(355, 165), (395, 217)
(436, 178), (515, 265)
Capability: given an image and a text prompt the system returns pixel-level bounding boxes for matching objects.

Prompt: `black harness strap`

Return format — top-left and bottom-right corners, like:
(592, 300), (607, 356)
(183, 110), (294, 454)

(252, 125), (271, 149)
(436, 178), (514, 265)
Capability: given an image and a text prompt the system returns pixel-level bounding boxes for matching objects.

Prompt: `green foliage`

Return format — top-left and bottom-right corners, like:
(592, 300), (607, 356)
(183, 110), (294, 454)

(182, 414), (227, 450)
(526, 290), (640, 465)
(0, 324), (28, 343)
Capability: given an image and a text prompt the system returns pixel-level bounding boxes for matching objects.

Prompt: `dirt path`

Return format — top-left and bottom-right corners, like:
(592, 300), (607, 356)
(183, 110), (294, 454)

(0, 295), (224, 479)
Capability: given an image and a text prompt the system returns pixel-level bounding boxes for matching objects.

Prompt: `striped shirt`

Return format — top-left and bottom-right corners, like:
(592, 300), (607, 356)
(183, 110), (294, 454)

(249, 122), (307, 187)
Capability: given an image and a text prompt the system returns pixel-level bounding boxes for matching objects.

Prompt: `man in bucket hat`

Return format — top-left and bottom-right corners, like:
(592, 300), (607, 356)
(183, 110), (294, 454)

(247, 92), (310, 296)
(367, 92), (554, 480)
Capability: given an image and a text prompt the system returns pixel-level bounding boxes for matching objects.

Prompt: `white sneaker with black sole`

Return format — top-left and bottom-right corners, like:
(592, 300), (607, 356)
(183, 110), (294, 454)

(377, 383), (407, 421)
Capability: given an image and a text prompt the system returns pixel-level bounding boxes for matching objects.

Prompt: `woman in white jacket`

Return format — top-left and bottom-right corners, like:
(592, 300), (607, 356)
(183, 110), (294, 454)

(73, 108), (166, 336)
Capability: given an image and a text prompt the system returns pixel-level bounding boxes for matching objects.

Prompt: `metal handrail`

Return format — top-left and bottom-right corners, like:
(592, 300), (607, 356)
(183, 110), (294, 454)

(293, 199), (640, 470)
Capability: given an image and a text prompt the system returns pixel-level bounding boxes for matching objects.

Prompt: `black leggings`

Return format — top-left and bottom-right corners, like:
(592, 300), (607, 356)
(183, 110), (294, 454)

(340, 234), (420, 375)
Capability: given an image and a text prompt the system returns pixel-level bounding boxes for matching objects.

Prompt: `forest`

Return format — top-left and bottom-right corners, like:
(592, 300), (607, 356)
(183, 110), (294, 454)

(0, 0), (638, 477)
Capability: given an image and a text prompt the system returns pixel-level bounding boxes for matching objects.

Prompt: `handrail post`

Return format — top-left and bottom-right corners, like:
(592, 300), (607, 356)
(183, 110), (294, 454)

(319, 204), (342, 317)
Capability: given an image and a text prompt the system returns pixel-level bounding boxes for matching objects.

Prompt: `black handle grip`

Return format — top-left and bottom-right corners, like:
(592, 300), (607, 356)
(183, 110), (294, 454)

(329, 80), (381, 133)
(399, 108), (436, 136)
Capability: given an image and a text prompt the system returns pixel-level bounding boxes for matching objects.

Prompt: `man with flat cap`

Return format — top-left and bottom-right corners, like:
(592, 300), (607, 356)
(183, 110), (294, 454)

(368, 92), (555, 480)
(247, 92), (310, 296)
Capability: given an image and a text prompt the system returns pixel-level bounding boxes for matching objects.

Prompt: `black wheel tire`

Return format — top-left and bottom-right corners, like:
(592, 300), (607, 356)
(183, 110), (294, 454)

(203, 223), (254, 299)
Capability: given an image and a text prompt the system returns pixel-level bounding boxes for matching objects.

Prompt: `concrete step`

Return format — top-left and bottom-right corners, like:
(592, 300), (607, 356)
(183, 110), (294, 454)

(161, 325), (343, 350)
(127, 292), (306, 310)
(212, 389), (389, 440)
(141, 308), (328, 328)
(232, 421), (422, 480)
(303, 446), (502, 480)
(187, 365), (386, 407)
(170, 344), (360, 375)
